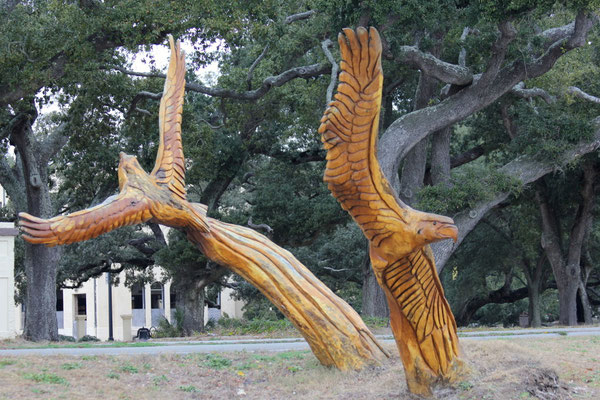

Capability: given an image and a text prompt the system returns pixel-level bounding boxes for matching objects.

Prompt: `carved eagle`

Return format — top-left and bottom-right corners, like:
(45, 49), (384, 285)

(319, 27), (460, 377)
(19, 36), (208, 246)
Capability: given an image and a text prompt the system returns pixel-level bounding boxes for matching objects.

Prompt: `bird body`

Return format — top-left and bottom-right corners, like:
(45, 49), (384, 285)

(319, 27), (464, 396)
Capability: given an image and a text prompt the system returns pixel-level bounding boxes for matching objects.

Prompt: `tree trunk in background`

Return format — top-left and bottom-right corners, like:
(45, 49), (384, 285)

(176, 280), (206, 335)
(430, 127), (452, 186)
(398, 72), (439, 204)
(10, 109), (61, 341)
(361, 241), (389, 318)
(522, 254), (545, 328)
(578, 279), (593, 324)
(24, 244), (60, 340)
(557, 278), (579, 325)
(399, 139), (427, 204)
(537, 162), (597, 326)
(527, 278), (542, 328)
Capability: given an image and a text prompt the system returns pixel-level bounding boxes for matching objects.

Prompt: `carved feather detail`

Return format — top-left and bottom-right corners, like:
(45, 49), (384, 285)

(19, 190), (151, 247)
(151, 35), (187, 200)
(383, 248), (459, 374)
(319, 27), (407, 246)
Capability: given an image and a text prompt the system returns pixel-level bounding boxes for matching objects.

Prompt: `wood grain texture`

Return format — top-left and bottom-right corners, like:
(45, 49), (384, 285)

(188, 205), (388, 370)
(320, 27), (464, 397)
(18, 35), (388, 371)
(152, 35), (187, 200)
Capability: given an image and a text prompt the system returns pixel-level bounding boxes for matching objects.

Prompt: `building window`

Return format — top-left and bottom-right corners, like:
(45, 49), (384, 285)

(131, 284), (144, 310)
(56, 289), (63, 312)
(75, 294), (86, 316)
(170, 288), (177, 309)
(150, 282), (163, 309)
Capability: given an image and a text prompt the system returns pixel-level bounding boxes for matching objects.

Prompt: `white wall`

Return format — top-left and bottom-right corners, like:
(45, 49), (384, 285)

(0, 223), (17, 339)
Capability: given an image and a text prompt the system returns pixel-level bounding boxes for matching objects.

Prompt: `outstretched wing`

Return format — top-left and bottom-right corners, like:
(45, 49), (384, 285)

(383, 247), (459, 375)
(319, 27), (407, 247)
(151, 35), (187, 200)
(18, 190), (152, 247)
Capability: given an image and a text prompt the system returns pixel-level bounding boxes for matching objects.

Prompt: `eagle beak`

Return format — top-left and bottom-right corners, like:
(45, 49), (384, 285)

(437, 223), (458, 243)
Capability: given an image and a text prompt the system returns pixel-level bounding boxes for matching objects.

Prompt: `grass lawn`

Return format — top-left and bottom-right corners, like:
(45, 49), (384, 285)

(0, 336), (599, 399)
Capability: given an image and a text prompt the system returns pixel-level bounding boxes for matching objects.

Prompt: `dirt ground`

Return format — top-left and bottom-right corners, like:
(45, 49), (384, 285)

(0, 336), (598, 399)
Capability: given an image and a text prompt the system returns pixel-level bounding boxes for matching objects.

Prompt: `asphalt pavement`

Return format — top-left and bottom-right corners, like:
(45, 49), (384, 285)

(0, 326), (599, 357)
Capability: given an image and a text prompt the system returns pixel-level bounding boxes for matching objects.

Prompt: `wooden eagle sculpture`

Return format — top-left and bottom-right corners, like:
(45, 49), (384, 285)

(319, 27), (464, 396)
(20, 36), (208, 244)
(18, 35), (390, 371)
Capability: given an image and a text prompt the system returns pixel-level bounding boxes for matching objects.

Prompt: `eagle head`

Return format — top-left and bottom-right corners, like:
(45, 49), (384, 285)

(415, 213), (458, 245)
(118, 152), (146, 191)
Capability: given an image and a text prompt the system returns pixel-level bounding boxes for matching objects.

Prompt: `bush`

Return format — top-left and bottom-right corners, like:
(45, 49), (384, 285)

(152, 310), (185, 338)
(78, 335), (100, 342)
(209, 316), (294, 335)
(58, 334), (76, 342)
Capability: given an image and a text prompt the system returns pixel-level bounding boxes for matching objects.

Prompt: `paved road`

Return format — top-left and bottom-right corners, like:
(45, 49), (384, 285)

(1, 327), (599, 357)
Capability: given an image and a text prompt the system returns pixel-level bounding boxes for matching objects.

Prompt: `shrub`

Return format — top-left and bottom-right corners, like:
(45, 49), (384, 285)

(78, 335), (99, 342)
(152, 311), (185, 338)
(58, 334), (76, 342)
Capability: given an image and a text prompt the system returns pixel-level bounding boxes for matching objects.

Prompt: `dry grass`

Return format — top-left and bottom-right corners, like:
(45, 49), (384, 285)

(0, 336), (598, 399)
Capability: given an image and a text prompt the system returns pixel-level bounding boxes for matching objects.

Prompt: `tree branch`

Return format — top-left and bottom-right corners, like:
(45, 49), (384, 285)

(378, 12), (595, 188)
(284, 10), (316, 24)
(451, 145), (485, 168)
(458, 27), (470, 67)
(247, 217), (273, 234)
(433, 124), (600, 272)
(112, 63), (330, 101)
(258, 147), (325, 164)
(126, 91), (162, 117)
(478, 21), (517, 86)
(321, 39), (339, 105)
(392, 45), (473, 85)
(511, 82), (555, 104)
(247, 44), (269, 90)
(568, 86), (600, 104)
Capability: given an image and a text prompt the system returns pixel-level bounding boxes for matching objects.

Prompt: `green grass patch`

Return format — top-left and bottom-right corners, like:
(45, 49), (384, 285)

(276, 350), (307, 360)
(119, 364), (139, 373)
(236, 361), (256, 370)
(107, 371), (120, 379)
(202, 354), (232, 369)
(61, 362), (82, 370)
(251, 354), (278, 363)
(0, 359), (17, 368)
(179, 385), (199, 392)
(153, 374), (169, 386)
(23, 372), (68, 385)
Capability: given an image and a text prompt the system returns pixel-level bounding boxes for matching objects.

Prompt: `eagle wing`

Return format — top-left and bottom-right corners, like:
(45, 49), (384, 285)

(18, 189), (152, 247)
(383, 247), (459, 375)
(151, 35), (187, 200)
(319, 27), (407, 247)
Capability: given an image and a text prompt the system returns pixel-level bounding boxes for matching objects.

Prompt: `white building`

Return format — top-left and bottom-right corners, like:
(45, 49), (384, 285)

(0, 222), (18, 339)
(14, 266), (245, 341)
(0, 185), (7, 208)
